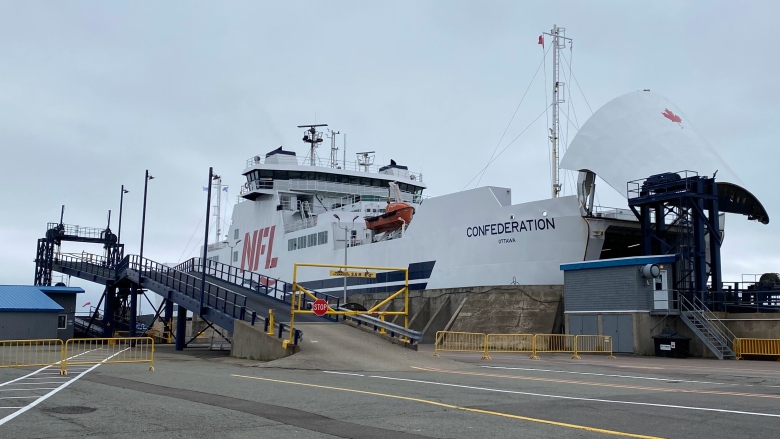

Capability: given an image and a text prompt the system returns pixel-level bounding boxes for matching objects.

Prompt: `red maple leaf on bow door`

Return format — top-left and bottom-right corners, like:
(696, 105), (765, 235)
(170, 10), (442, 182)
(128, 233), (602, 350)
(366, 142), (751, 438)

(662, 108), (682, 124)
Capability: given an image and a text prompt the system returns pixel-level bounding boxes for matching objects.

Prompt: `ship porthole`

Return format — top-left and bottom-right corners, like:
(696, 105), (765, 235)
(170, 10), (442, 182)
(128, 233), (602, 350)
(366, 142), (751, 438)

(542, 210), (548, 217)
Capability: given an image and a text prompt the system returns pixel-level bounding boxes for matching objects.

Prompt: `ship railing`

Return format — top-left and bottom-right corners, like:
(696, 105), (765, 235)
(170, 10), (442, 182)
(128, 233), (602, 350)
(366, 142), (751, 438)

(175, 257), (340, 322)
(244, 155), (423, 182)
(284, 217), (319, 233)
(45, 222), (113, 240)
(590, 206), (637, 221)
(241, 179), (425, 204)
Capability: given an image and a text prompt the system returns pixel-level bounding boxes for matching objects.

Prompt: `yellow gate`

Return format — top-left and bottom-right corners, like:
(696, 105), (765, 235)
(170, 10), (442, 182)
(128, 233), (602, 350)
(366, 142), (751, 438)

(289, 263), (410, 345)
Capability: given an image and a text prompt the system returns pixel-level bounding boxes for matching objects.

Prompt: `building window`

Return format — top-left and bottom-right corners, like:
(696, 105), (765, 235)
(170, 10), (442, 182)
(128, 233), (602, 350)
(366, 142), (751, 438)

(288, 239), (295, 251)
(308, 233), (317, 247)
(318, 231), (328, 245)
(233, 251), (238, 262)
(234, 229), (239, 239)
(298, 236), (306, 249)
(58, 315), (66, 330)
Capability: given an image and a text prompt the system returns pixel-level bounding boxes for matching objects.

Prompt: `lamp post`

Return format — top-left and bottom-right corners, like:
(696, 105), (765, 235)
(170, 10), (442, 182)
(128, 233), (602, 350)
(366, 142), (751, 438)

(117, 185), (129, 244)
(200, 167), (220, 314)
(333, 214), (359, 303)
(133, 170), (153, 337)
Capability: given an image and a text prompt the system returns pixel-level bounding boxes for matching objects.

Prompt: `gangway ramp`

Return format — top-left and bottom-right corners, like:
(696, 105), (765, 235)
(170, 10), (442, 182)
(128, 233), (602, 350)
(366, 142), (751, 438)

(174, 257), (330, 324)
(258, 322), (456, 372)
(51, 253), (253, 333)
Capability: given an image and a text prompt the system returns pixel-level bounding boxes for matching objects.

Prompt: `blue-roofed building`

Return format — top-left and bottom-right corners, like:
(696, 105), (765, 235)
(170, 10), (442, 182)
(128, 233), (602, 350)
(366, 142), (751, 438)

(0, 285), (85, 341)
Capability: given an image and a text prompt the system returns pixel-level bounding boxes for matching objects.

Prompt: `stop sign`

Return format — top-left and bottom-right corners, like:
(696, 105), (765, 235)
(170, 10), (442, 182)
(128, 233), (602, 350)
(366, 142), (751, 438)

(312, 298), (329, 316)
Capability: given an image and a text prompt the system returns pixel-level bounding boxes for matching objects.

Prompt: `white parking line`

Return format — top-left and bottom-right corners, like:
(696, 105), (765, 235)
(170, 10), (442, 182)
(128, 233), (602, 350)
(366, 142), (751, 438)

(323, 371), (365, 377)
(368, 375), (780, 418)
(0, 388), (56, 392)
(0, 348), (129, 426)
(480, 365), (728, 385)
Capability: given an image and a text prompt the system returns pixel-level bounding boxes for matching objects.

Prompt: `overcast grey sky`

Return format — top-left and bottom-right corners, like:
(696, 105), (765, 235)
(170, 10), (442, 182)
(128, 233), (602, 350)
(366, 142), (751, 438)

(1, 1), (777, 309)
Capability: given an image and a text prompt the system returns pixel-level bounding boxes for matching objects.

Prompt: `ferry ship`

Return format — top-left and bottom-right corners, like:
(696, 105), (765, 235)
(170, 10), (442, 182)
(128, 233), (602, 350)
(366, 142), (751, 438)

(205, 26), (767, 298)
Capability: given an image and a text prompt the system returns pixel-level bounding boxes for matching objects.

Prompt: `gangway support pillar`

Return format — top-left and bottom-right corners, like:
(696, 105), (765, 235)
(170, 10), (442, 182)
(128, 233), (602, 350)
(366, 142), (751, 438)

(103, 286), (117, 337)
(164, 300), (174, 332)
(129, 285), (139, 337)
(175, 304), (187, 351)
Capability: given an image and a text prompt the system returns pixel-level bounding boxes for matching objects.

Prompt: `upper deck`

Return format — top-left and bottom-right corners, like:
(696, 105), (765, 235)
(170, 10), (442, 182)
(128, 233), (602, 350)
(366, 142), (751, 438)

(240, 145), (426, 200)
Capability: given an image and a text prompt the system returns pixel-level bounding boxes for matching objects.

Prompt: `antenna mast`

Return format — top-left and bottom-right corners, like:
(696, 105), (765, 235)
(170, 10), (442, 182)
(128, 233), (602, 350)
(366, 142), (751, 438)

(328, 129), (341, 168)
(298, 124), (328, 166)
(544, 24), (571, 198)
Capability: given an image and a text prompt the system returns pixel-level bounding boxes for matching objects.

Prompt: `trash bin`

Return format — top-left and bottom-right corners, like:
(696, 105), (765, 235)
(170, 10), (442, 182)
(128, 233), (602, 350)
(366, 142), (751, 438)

(652, 333), (691, 358)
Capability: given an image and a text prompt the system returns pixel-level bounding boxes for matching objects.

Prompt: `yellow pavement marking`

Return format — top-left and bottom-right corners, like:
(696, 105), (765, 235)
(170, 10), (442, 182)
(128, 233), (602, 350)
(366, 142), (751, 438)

(412, 366), (780, 400)
(232, 374), (663, 439)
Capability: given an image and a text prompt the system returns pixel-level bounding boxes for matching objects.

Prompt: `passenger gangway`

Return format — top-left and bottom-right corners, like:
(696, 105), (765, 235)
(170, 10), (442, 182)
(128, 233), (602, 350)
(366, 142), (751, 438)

(173, 257), (340, 323)
(49, 250), (341, 342)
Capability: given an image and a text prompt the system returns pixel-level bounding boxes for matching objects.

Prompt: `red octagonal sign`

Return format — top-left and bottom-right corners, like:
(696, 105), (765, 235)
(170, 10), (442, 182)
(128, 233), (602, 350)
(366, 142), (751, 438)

(312, 298), (329, 316)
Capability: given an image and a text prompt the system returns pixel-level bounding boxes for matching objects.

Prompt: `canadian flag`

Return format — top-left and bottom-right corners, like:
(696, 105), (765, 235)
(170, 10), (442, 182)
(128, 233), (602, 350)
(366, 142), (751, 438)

(82, 302), (91, 308)
(538, 35), (544, 47)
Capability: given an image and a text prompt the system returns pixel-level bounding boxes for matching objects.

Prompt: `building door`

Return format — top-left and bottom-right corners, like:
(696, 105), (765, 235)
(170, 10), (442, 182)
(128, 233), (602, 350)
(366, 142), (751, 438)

(653, 270), (670, 310)
(569, 315), (598, 335)
(602, 314), (634, 353)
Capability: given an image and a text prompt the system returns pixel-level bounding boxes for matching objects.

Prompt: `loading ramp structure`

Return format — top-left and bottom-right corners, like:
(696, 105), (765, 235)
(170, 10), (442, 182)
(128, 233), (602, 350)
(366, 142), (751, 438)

(34, 221), (339, 350)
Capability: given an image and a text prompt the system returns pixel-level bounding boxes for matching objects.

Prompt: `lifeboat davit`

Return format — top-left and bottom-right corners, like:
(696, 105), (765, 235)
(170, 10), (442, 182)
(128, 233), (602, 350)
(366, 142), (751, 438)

(365, 202), (414, 233)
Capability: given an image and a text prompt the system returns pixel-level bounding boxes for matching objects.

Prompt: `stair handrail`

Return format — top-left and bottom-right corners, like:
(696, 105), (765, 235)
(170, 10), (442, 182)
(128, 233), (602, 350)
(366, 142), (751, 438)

(679, 294), (736, 353)
(126, 255), (251, 321)
(184, 256), (341, 307)
(691, 295), (737, 346)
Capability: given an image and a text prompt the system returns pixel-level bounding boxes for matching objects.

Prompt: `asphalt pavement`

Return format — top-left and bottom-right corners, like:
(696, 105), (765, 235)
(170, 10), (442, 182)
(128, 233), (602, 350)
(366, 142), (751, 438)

(1, 324), (780, 439)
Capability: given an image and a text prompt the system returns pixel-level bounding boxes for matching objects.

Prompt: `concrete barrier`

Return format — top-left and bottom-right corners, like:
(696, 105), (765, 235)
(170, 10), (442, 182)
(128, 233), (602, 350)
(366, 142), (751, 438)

(231, 320), (298, 361)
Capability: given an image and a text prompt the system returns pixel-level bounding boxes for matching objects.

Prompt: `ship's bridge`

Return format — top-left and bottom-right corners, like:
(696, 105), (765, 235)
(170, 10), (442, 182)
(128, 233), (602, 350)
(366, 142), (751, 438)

(240, 147), (425, 202)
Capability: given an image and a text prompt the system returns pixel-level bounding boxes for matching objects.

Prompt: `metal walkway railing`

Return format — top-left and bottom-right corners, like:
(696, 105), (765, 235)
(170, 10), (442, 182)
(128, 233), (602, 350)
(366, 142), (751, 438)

(51, 253), (309, 344)
(55, 253), (246, 333)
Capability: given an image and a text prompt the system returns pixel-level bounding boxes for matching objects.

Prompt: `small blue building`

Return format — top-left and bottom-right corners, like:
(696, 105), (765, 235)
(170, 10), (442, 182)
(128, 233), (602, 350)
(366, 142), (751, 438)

(0, 285), (85, 341)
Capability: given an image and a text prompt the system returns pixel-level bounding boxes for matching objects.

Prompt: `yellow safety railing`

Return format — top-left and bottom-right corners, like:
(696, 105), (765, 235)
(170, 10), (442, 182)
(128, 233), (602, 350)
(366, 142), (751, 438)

(290, 262), (410, 346)
(434, 331), (490, 360)
(61, 337), (155, 375)
(572, 335), (616, 360)
(530, 334), (575, 360)
(0, 339), (64, 370)
(734, 338), (780, 360)
(486, 334), (534, 354)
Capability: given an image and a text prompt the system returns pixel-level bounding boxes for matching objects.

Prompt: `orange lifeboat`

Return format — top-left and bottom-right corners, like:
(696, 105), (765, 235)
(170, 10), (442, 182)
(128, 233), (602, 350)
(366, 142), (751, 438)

(365, 202), (414, 233)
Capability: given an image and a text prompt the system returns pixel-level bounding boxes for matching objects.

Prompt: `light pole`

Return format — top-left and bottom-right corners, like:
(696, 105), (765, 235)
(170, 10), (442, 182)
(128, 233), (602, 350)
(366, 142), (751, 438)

(200, 167), (220, 314)
(118, 185), (129, 244)
(133, 170), (153, 337)
(333, 214), (359, 303)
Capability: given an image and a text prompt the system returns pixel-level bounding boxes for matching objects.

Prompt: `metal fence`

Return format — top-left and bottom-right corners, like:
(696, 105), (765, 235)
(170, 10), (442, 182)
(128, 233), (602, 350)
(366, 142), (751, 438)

(61, 337), (154, 375)
(529, 334), (576, 360)
(434, 332), (615, 361)
(734, 338), (780, 360)
(572, 335), (615, 359)
(0, 339), (64, 370)
(0, 338), (155, 375)
(434, 331), (490, 359)
(486, 334), (534, 354)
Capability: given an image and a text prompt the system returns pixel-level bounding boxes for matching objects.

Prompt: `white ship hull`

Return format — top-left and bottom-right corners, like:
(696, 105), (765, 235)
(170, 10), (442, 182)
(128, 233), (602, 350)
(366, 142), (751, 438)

(211, 187), (597, 296)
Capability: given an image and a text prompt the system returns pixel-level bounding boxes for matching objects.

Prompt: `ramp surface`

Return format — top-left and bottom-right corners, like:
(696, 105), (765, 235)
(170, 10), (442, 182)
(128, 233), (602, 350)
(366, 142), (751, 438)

(257, 322), (466, 372)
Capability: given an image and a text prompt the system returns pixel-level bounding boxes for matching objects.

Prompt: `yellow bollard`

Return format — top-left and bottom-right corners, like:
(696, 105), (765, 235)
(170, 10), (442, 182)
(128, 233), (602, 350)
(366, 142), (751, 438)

(267, 309), (275, 335)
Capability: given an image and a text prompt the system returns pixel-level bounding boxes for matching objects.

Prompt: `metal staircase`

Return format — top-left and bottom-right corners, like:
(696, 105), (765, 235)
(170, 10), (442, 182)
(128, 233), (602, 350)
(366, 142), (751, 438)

(679, 295), (736, 359)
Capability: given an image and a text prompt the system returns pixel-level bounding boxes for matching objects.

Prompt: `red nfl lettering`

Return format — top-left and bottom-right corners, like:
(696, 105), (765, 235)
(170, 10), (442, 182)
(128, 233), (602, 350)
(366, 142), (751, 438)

(240, 226), (278, 271)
